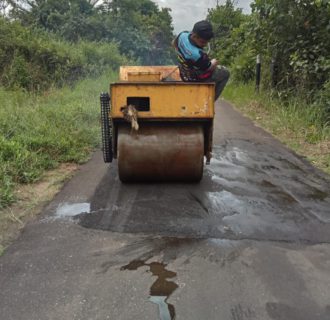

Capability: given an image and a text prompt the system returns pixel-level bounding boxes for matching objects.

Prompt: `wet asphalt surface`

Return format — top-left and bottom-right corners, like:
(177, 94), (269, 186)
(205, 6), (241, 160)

(1, 100), (330, 320)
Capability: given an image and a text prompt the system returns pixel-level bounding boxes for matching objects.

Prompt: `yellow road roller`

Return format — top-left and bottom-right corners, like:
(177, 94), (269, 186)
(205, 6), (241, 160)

(100, 66), (215, 182)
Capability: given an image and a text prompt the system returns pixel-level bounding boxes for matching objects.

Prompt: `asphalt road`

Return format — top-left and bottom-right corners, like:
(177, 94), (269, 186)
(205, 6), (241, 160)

(1, 100), (330, 320)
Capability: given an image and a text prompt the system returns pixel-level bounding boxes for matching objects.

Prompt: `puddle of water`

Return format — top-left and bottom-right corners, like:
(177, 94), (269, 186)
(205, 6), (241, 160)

(207, 190), (244, 216)
(149, 296), (174, 320)
(121, 260), (178, 320)
(55, 203), (90, 217)
(231, 147), (249, 163)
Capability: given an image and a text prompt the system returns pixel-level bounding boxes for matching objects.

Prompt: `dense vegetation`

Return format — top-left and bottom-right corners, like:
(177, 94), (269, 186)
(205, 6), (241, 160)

(0, 16), (126, 90)
(0, 0), (175, 208)
(208, 0), (330, 125)
(7, 0), (175, 65)
(0, 0), (175, 91)
(0, 73), (115, 208)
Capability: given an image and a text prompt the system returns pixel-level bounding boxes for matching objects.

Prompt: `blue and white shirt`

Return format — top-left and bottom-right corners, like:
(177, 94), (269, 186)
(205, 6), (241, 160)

(173, 31), (212, 81)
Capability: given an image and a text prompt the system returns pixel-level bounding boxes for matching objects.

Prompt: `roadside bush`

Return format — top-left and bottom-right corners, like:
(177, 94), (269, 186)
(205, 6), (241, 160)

(0, 166), (15, 209)
(230, 48), (255, 83)
(2, 54), (32, 89)
(313, 80), (330, 127)
(78, 41), (128, 75)
(0, 71), (116, 208)
(0, 17), (125, 91)
(250, 0), (330, 93)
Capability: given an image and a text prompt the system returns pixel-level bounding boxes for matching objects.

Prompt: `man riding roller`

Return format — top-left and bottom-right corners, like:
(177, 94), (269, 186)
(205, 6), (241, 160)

(173, 20), (230, 101)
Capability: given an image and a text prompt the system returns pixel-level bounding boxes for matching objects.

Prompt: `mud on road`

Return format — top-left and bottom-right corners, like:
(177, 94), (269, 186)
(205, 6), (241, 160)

(0, 100), (330, 320)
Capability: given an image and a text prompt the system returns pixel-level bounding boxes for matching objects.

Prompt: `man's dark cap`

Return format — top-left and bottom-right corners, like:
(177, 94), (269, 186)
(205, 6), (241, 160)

(192, 20), (214, 40)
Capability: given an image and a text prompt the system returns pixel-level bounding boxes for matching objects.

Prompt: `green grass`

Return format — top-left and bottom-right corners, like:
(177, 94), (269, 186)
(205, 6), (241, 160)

(223, 82), (330, 174)
(223, 82), (256, 109)
(0, 71), (116, 208)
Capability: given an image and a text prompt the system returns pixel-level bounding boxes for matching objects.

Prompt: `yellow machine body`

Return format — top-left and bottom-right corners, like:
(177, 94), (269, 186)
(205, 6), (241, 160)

(108, 66), (215, 182)
(119, 66), (182, 81)
(111, 83), (214, 119)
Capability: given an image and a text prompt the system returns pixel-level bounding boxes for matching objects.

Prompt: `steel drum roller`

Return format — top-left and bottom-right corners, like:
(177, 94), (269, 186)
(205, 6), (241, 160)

(117, 124), (204, 182)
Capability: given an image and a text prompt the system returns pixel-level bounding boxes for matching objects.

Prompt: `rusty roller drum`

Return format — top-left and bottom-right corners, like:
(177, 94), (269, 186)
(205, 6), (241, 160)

(117, 124), (204, 182)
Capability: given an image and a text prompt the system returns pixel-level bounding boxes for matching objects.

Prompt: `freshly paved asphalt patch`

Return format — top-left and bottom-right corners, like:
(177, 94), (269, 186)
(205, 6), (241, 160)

(1, 100), (330, 320)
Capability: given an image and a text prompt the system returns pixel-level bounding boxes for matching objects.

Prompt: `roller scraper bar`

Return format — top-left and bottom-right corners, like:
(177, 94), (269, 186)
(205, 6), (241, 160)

(100, 92), (113, 163)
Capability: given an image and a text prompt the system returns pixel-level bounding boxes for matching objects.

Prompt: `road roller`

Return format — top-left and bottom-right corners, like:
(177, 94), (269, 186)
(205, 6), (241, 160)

(100, 66), (215, 182)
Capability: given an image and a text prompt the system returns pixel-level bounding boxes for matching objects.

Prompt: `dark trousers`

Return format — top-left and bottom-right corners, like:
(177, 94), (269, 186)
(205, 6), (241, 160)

(202, 66), (230, 101)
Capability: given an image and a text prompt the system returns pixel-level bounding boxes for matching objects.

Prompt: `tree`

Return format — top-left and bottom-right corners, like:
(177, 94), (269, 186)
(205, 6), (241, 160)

(0, 0), (10, 16)
(99, 0), (175, 64)
(7, 0), (175, 64)
(8, 0), (104, 41)
(207, 0), (248, 66)
(251, 0), (330, 91)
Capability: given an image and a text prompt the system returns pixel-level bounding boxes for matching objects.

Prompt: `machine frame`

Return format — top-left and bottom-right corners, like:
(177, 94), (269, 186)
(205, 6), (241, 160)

(100, 66), (216, 182)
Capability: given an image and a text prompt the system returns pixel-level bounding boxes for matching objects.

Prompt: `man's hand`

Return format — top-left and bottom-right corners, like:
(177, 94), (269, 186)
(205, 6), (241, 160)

(210, 59), (218, 70)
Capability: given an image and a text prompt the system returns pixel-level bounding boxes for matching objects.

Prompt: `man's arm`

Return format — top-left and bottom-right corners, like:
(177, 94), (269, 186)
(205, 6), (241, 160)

(194, 52), (216, 71)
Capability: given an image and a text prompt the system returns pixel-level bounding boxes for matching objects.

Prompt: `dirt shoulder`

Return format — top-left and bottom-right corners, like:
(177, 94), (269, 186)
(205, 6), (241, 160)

(0, 163), (78, 255)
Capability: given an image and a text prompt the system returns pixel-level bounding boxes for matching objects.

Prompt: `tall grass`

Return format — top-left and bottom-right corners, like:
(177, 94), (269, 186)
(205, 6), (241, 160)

(224, 82), (329, 140)
(0, 71), (116, 208)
